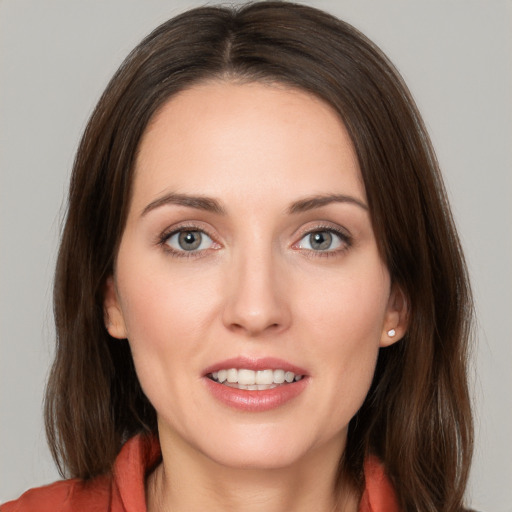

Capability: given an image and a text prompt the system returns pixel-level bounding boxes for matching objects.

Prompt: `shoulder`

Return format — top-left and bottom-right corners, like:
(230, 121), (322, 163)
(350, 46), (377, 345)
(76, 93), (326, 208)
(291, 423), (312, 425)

(1, 475), (111, 512)
(1, 434), (159, 512)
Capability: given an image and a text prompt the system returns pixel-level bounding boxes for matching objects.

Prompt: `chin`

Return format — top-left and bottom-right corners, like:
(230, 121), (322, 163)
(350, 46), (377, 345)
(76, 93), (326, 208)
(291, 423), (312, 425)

(192, 423), (339, 472)
(204, 443), (309, 471)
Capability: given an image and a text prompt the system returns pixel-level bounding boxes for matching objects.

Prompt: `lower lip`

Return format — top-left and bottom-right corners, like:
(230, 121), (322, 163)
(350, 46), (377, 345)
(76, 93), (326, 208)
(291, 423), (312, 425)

(204, 377), (309, 412)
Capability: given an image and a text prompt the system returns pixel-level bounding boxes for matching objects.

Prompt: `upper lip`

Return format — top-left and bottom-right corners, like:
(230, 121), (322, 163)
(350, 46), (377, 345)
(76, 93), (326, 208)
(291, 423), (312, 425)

(203, 356), (308, 376)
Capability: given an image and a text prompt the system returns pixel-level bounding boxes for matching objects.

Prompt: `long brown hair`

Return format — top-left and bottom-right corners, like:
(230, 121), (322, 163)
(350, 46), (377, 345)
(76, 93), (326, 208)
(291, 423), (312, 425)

(45, 3), (473, 511)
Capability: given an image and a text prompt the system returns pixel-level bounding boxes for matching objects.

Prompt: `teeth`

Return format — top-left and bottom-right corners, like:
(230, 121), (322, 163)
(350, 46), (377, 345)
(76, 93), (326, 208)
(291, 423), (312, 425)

(273, 369), (285, 384)
(238, 369), (256, 385)
(209, 368), (304, 387)
(224, 382), (279, 390)
(256, 369), (273, 385)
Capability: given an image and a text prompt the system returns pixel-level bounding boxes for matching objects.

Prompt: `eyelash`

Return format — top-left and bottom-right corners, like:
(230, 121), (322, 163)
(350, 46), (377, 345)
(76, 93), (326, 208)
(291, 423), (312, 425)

(157, 224), (219, 259)
(293, 225), (352, 258)
(157, 224), (352, 258)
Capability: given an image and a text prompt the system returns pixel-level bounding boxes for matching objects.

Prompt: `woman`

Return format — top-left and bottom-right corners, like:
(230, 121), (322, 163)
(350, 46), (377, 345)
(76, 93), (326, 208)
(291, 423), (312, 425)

(2, 2), (474, 511)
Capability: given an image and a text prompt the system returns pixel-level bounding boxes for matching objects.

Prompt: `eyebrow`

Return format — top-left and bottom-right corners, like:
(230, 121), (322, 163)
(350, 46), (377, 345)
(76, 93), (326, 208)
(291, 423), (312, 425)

(141, 192), (226, 217)
(141, 191), (368, 218)
(287, 194), (368, 214)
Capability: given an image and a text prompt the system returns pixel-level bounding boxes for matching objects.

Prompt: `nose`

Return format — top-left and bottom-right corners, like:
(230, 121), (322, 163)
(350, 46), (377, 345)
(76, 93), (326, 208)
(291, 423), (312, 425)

(222, 247), (291, 337)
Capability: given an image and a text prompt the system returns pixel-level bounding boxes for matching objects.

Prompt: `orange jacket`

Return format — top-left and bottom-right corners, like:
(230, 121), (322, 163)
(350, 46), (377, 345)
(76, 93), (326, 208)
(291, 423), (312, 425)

(2, 435), (399, 511)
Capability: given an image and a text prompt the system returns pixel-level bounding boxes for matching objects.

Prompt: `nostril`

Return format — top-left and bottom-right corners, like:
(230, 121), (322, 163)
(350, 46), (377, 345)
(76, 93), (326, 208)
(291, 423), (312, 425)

(227, 320), (282, 337)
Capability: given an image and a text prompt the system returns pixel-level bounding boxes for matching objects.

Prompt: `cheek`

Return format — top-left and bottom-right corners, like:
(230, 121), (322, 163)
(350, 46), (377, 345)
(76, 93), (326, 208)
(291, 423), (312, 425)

(294, 260), (389, 413)
(115, 269), (209, 413)
(118, 256), (219, 343)
(296, 260), (390, 345)
(117, 273), (179, 395)
(114, 256), (225, 403)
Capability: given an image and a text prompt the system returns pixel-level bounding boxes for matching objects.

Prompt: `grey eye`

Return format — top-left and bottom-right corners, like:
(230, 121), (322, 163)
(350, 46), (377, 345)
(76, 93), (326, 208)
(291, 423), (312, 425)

(309, 232), (333, 250)
(297, 230), (344, 251)
(166, 230), (214, 252)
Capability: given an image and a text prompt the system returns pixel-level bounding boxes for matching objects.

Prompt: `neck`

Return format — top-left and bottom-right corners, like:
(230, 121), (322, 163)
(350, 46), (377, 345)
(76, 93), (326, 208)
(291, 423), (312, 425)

(146, 426), (359, 512)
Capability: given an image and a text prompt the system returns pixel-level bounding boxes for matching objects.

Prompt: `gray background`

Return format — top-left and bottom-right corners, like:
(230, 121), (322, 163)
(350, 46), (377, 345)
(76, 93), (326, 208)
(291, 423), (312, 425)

(1, 1), (511, 510)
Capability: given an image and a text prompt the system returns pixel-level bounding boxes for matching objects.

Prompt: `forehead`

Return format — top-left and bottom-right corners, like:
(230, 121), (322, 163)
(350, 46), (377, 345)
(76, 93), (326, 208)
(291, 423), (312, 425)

(132, 80), (365, 211)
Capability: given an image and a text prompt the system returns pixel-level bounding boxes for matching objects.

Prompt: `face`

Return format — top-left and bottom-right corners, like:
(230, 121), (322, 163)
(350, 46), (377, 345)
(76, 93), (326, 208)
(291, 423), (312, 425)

(105, 81), (405, 471)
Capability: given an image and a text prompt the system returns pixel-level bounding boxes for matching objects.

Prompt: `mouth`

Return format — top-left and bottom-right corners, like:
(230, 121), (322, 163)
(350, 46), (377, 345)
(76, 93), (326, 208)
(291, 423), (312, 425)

(203, 358), (309, 411)
(207, 368), (305, 390)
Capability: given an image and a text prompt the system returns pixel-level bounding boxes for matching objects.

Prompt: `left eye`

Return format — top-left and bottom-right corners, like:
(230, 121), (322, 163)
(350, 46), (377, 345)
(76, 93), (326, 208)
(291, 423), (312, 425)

(296, 230), (345, 251)
(165, 230), (215, 252)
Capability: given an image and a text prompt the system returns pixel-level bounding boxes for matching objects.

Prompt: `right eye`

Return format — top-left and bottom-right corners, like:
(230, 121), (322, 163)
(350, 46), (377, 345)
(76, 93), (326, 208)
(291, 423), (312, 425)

(295, 229), (349, 253)
(164, 230), (215, 253)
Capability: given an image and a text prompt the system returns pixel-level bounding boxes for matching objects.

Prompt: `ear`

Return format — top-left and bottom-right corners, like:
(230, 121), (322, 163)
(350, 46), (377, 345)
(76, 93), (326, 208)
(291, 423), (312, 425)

(103, 276), (128, 339)
(380, 283), (409, 347)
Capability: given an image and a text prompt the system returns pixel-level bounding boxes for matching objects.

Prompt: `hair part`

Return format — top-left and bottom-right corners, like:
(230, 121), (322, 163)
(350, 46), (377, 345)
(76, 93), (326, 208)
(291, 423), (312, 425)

(45, 3), (473, 511)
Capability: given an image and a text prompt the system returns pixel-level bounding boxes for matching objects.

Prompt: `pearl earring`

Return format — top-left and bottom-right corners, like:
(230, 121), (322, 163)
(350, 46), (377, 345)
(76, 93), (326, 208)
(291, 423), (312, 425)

(387, 329), (396, 337)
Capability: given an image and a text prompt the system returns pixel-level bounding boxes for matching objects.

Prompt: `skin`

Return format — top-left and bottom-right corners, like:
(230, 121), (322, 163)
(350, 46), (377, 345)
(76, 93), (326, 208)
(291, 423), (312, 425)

(104, 81), (407, 512)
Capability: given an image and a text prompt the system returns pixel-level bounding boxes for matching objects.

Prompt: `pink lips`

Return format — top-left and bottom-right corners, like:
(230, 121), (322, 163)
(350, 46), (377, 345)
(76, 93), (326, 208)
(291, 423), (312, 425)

(203, 356), (307, 375)
(203, 357), (309, 412)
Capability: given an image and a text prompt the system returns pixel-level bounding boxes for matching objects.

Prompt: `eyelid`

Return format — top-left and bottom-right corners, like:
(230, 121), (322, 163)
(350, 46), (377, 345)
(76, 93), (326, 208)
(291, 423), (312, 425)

(157, 222), (221, 256)
(166, 230), (214, 251)
(156, 221), (352, 257)
(292, 223), (352, 253)
(293, 222), (351, 241)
